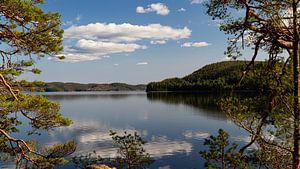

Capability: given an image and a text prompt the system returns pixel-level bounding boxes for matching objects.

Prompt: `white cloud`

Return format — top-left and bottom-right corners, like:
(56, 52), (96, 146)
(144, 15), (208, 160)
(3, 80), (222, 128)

(54, 40), (147, 62)
(181, 42), (211, 48)
(150, 40), (166, 45)
(51, 53), (102, 63)
(178, 8), (186, 12)
(136, 62), (148, 65)
(64, 23), (191, 42)
(150, 3), (170, 15)
(136, 3), (170, 16)
(114, 63), (119, 66)
(74, 39), (147, 54)
(191, 0), (205, 4)
(136, 6), (146, 13)
(59, 23), (191, 62)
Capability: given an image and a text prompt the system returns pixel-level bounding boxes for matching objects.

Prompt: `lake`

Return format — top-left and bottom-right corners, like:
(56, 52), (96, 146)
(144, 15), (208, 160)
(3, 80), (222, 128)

(2, 92), (249, 169)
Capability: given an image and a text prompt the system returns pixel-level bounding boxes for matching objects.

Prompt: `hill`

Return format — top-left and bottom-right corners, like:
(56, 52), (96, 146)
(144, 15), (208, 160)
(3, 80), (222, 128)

(35, 82), (146, 92)
(146, 61), (264, 92)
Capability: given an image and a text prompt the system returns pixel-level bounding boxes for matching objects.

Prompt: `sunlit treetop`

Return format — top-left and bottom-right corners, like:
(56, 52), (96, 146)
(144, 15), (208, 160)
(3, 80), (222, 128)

(0, 0), (63, 74)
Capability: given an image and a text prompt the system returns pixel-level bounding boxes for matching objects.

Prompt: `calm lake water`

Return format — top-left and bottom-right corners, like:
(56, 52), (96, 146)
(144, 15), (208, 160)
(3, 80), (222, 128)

(2, 92), (249, 169)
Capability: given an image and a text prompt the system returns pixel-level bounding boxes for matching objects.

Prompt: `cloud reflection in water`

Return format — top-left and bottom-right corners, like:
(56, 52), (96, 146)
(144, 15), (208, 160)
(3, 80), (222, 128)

(47, 120), (193, 159)
(182, 130), (210, 140)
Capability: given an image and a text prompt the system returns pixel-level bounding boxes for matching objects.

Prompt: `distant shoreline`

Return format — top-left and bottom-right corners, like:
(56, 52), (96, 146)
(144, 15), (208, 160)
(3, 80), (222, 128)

(30, 82), (147, 92)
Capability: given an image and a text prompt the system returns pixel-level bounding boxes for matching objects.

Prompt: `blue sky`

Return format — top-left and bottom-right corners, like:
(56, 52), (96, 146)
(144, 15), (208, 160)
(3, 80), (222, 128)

(23, 0), (238, 84)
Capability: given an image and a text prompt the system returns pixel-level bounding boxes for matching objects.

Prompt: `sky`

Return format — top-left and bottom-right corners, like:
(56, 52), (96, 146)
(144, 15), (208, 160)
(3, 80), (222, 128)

(22, 0), (247, 84)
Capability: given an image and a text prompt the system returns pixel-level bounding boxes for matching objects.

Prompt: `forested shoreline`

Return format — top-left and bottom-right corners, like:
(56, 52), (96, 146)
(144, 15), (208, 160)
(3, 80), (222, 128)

(28, 82), (146, 92)
(147, 61), (265, 92)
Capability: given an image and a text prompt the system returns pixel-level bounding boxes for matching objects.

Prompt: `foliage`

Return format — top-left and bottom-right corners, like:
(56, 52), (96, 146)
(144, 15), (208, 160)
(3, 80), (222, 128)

(197, 59), (294, 168)
(110, 130), (154, 169)
(200, 129), (251, 169)
(0, 0), (75, 168)
(72, 130), (154, 169)
(146, 61), (265, 92)
(203, 0), (300, 168)
(72, 151), (106, 169)
(202, 60), (293, 169)
(24, 141), (76, 169)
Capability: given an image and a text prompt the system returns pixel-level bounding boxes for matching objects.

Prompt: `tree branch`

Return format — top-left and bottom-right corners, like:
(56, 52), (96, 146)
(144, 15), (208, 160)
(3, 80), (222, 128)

(237, 37), (263, 87)
(0, 73), (18, 100)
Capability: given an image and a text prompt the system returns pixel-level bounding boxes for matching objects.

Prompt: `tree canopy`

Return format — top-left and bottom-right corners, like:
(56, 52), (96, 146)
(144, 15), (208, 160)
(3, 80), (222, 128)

(0, 0), (75, 168)
(146, 61), (265, 92)
(205, 0), (300, 168)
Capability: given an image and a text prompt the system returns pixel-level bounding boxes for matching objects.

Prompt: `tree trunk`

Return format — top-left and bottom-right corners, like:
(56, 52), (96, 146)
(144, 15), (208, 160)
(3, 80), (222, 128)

(293, 43), (300, 169)
(293, 1), (300, 168)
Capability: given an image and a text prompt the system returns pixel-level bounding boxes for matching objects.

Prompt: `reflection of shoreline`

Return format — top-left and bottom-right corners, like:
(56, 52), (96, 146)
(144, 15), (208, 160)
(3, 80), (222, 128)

(30, 91), (146, 101)
(146, 92), (227, 120)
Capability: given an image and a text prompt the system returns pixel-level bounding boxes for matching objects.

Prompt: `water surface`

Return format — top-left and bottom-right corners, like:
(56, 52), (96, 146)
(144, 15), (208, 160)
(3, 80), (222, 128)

(2, 92), (248, 169)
